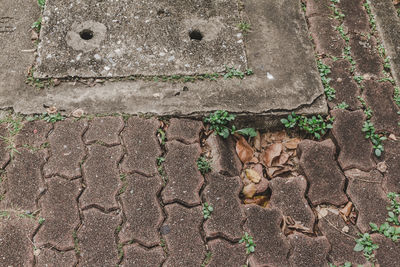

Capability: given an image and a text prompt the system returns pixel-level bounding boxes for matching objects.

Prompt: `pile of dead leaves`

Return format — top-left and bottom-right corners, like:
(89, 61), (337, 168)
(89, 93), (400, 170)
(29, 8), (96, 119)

(235, 130), (302, 206)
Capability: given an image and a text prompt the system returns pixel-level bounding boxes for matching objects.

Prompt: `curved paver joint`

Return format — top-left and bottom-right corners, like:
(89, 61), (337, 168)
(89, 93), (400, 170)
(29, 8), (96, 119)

(80, 144), (123, 210)
(121, 117), (161, 176)
(84, 116), (124, 146)
(161, 140), (203, 206)
(269, 176), (315, 230)
(331, 109), (375, 171)
(244, 205), (290, 267)
(1, 148), (46, 210)
(382, 140), (400, 192)
(162, 204), (205, 267)
(119, 173), (164, 247)
(77, 209), (121, 267)
(122, 244), (165, 267)
(35, 177), (81, 250)
(44, 119), (88, 179)
(207, 239), (247, 267)
(166, 118), (203, 144)
(288, 233), (330, 267)
(345, 169), (390, 233)
(203, 173), (245, 241)
(298, 139), (348, 206)
(318, 211), (366, 266)
(36, 249), (77, 267)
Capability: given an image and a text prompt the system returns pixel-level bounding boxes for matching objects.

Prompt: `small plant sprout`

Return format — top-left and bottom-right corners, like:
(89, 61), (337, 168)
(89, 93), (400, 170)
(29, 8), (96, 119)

(157, 129), (166, 145)
(202, 202), (213, 219)
(281, 112), (334, 139)
(42, 112), (65, 123)
(336, 102), (349, 110)
(317, 60), (336, 101)
(239, 232), (256, 254)
(157, 157), (165, 166)
(329, 262), (352, 267)
(223, 66), (253, 79)
(203, 110), (256, 139)
(197, 156), (211, 174)
(237, 21), (251, 34)
(354, 233), (378, 262)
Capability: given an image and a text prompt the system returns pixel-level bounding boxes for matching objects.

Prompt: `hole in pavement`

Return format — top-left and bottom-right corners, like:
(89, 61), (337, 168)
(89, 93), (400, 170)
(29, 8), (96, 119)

(79, 29), (94, 40)
(189, 29), (203, 41)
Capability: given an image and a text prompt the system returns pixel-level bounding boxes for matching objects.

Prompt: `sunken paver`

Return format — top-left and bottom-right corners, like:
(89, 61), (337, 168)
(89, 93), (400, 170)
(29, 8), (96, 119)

(34, 177), (81, 250)
(244, 205), (290, 267)
(269, 176), (315, 230)
(203, 173), (245, 241)
(326, 59), (362, 110)
(77, 209), (121, 267)
(206, 135), (242, 177)
(36, 249), (77, 267)
(331, 109), (375, 171)
(162, 204), (205, 267)
(288, 233), (330, 267)
(298, 139), (348, 206)
(382, 140), (400, 192)
(80, 145), (123, 210)
(84, 116), (124, 145)
(0, 213), (36, 267)
(0, 124), (10, 169)
(166, 118), (203, 144)
(122, 244), (165, 267)
(318, 210), (366, 266)
(345, 169), (390, 233)
(350, 34), (383, 77)
(308, 16), (345, 58)
(121, 117), (161, 176)
(119, 174), (163, 247)
(1, 148), (46, 210)
(362, 80), (400, 135)
(338, 0), (370, 33)
(306, 0), (332, 17)
(207, 239), (247, 267)
(14, 120), (52, 148)
(44, 119), (88, 179)
(161, 140), (203, 206)
(372, 234), (400, 267)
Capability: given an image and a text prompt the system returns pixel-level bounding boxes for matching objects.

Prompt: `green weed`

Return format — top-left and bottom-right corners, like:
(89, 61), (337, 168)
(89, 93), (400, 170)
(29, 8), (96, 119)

(237, 21), (251, 34)
(335, 102), (349, 110)
(354, 233), (378, 262)
(197, 156), (211, 175)
(42, 112), (65, 123)
(202, 202), (213, 219)
(317, 60), (336, 100)
(281, 112), (334, 139)
(239, 232), (256, 254)
(362, 120), (386, 157)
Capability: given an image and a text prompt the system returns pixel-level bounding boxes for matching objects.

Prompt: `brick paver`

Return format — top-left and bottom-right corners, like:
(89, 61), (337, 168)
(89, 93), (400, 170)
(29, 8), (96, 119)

(288, 233), (330, 267)
(121, 117), (161, 176)
(44, 119), (88, 179)
(350, 34), (383, 77)
(207, 239), (247, 267)
(161, 141), (203, 206)
(298, 139), (348, 206)
(203, 173), (245, 241)
(122, 244), (165, 267)
(35, 177), (81, 250)
(162, 204), (205, 267)
(36, 249), (77, 267)
(1, 148), (46, 210)
(119, 174), (163, 247)
(14, 120), (52, 148)
(382, 140), (400, 192)
(166, 118), (203, 144)
(338, 0), (370, 33)
(0, 125), (10, 169)
(77, 209), (121, 267)
(80, 144), (123, 210)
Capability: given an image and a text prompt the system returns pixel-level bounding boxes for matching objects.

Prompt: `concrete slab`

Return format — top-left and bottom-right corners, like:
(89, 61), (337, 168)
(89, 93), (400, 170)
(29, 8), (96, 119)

(0, 0), (327, 122)
(35, 0), (247, 77)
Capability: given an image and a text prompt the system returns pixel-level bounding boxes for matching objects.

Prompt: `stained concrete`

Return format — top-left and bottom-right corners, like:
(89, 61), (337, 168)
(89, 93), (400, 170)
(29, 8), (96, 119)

(0, 0), (327, 123)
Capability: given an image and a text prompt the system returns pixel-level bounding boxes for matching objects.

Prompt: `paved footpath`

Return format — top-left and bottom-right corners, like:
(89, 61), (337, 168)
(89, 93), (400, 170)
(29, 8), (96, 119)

(1, 0), (400, 266)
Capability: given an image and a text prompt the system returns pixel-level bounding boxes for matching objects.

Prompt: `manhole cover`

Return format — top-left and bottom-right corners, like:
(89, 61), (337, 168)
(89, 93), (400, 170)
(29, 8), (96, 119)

(35, 0), (247, 78)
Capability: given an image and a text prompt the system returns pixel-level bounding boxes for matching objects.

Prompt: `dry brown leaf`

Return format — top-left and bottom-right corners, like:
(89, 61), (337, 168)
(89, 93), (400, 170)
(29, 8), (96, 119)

(272, 166), (291, 177)
(253, 131), (262, 151)
(245, 169), (261, 183)
(377, 162), (388, 173)
(394, 0), (400, 5)
(256, 178), (269, 194)
(340, 202), (353, 217)
(236, 136), (254, 164)
(46, 106), (57, 114)
(243, 183), (257, 198)
(262, 143), (283, 167)
(72, 109), (84, 118)
(389, 134), (397, 141)
(276, 152), (290, 166)
(284, 138), (301, 150)
(252, 163), (264, 179)
(266, 167), (282, 178)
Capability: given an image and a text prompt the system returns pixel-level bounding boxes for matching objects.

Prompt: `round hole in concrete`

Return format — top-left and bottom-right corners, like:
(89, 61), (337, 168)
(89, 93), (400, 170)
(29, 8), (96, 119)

(79, 29), (94, 40)
(189, 29), (203, 41)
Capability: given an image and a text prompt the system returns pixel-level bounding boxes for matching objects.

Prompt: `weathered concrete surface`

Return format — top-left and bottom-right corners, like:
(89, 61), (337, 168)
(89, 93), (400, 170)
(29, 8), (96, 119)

(36, 0), (247, 77)
(370, 0), (400, 86)
(0, 0), (326, 123)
